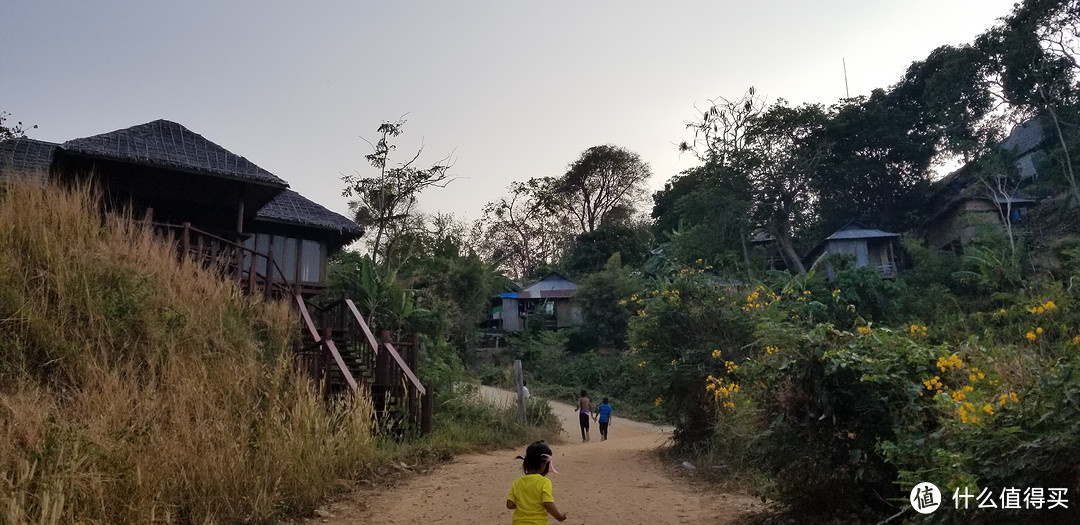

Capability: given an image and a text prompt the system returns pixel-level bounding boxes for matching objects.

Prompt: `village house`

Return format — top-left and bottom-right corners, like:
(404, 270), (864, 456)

(498, 271), (584, 332)
(925, 119), (1043, 250)
(805, 221), (901, 281)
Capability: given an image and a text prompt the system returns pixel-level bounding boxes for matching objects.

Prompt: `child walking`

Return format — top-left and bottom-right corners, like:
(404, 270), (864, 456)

(594, 397), (613, 440)
(577, 390), (591, 442)
(506, 441), (568, 523)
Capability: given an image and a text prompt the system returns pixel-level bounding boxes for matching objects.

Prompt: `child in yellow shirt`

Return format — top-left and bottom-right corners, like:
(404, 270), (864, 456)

(506, 441), (567, 523)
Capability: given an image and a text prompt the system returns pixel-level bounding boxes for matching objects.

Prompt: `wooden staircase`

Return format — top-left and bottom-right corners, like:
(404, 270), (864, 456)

(294, 295), (431, 434)
(154, 220), (430, 434)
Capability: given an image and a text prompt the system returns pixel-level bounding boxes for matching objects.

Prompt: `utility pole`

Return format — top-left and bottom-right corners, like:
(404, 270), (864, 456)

(843, 58), (850, 99)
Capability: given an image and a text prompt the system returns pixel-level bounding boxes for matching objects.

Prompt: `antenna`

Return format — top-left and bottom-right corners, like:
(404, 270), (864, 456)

(843, 58), (850, 99)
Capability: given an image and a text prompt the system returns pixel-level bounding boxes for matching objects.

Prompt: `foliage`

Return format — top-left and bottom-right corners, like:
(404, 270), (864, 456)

(625, 251), (1080, 520)
(326, 250), (414, 332)
(0, 111), (36, 140)
(561, 224), (651, 278)
(341, 118), (455, 270)
(650, 163), (757, 276)
(478, 177), (573, 279)
(553, 144), (652, 234)
(572, 253), (641, 348)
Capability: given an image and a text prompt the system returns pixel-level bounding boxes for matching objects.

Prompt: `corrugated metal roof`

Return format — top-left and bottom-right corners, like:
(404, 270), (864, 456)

(61, 120), (287, 187)
(827, 228), (899, 240)
(523, 272), (578, 293)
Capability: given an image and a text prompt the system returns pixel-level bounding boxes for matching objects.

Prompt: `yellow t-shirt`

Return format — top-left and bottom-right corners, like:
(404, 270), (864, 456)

(507, 473), (554, 524)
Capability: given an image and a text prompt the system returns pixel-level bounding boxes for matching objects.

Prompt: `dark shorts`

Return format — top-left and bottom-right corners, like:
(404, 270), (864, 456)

(579, 412), (590, 430)
(599, 421), (609, 435)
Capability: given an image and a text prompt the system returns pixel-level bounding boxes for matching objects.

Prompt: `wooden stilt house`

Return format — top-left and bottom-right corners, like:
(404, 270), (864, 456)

(0, 120), (430, 432)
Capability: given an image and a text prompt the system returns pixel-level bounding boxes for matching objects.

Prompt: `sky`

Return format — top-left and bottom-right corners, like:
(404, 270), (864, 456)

(1, 1), (1020, 224)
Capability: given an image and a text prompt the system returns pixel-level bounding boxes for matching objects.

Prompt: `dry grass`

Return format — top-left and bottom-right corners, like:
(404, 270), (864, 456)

(0, 183), (375, 523)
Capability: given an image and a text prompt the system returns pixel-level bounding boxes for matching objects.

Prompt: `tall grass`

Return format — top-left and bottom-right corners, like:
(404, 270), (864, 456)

(0, 183), (375, 523)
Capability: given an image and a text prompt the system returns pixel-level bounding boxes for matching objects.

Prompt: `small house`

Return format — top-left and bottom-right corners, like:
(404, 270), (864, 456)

(499, 272), (583, 332)
(925, 119), (1043, 250)
(805, 221), (901, 281)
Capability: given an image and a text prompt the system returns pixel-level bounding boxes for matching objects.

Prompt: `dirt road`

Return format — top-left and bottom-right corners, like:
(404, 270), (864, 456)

(318, 386), (760, 524)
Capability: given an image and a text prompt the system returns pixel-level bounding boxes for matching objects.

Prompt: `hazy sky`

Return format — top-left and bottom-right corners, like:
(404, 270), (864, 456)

(2, 1), (1018, 223)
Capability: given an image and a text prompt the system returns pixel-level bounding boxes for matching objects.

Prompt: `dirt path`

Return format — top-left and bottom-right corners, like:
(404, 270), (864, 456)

(316, 386), (760, 524)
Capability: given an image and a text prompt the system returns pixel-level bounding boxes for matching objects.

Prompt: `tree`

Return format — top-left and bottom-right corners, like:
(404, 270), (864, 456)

(978, 0), (1080, 204)
(553, 145), (652, 235)
(478, 177), (573, 279)
(560, 223), (651, 278)
(650, 163), (756, 275)
(0, 111), (36, 140)
(341, 118), (454, 270)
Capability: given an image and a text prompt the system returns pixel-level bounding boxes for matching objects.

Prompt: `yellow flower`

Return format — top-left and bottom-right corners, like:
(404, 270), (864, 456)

(951, 390), (967, 402)
(999, 308), (1007, 314)
(1036, 326), (1044, 334)
(654, 397), (662, 407)
(638, 361), (646, 368)
(1073, 335), (1080, 345)
(983, 404), (995, 416)
(936, 354), (963, 372)
(832, 289), (841, 298)
(670, 359), (677, 367)
(1010, 392), (1019, 403)
(1025, 331), (1037, 341)
(711, 348), (722, 359)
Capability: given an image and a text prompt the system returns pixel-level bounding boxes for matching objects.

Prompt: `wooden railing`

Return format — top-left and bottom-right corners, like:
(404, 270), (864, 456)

(151, 221), (295, 298)
(296, 294), (430, 433)
(149, 219), (430, 433)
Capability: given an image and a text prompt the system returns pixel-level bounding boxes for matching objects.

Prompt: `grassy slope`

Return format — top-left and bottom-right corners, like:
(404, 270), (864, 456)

(0, 184), (374, 524)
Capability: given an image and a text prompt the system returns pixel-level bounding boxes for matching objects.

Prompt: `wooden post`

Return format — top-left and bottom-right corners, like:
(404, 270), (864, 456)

(246, 248), (257, 293)
(420, 386), (433, 434)
(181, 222), (191, 258)
(514, 359), (525, 424)
(409, 333), (421, 428)
(264, 236), (275, 297)
(377, 330), (392, 388)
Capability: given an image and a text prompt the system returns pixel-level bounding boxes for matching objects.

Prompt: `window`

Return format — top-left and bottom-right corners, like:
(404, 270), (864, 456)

(299, 240), (323, 283)
(254, 234), (269, 276)
(282, 237), (297, 281)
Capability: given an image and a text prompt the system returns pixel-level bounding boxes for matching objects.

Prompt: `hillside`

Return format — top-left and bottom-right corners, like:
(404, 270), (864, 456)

(0, 183), (374, 523)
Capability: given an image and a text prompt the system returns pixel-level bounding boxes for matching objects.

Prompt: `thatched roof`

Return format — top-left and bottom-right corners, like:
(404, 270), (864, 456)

(255, 189), (363, 238)
(0, 137), (57, 185)
(61, 120), (287, 187)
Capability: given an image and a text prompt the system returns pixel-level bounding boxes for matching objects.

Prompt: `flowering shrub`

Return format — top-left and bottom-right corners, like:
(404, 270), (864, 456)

(626, 258), (1080, 519)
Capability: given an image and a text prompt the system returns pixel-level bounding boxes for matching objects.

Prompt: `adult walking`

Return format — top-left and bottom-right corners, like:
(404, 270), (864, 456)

(576, 390), (591, 442)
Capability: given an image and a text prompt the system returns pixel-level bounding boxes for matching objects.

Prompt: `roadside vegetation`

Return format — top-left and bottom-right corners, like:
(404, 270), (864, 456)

(0, 183), (556, 524)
